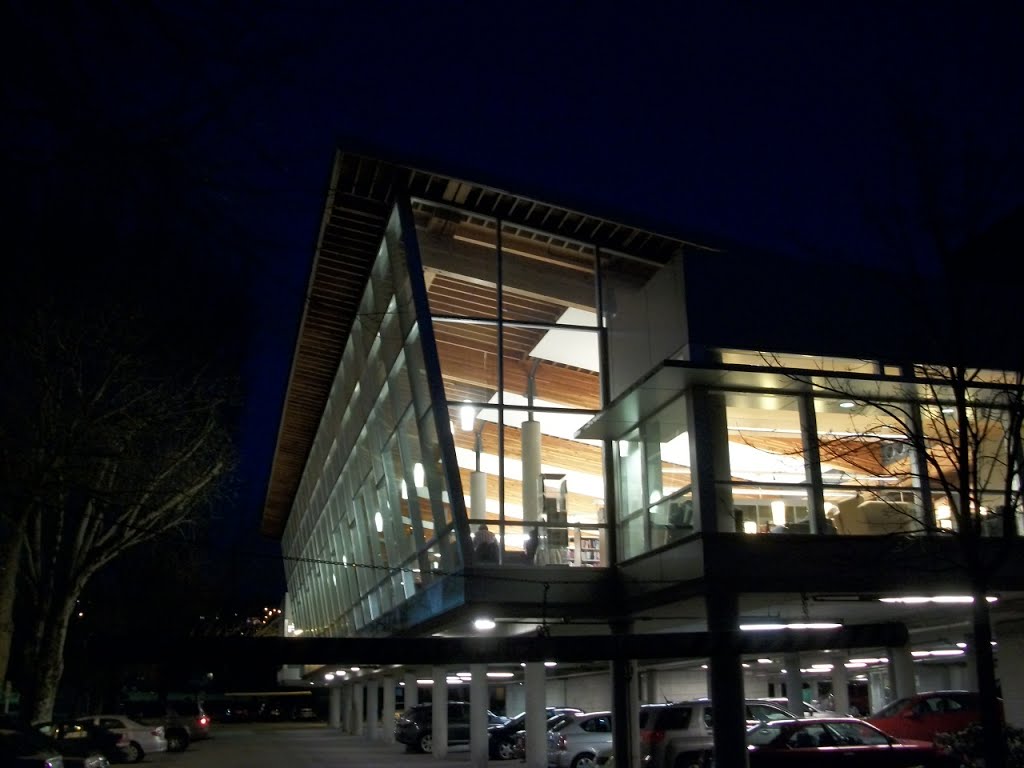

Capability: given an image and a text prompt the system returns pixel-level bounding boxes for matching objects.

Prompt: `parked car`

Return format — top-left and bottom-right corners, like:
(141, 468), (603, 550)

(640, 699), (797, 768)
(865, 690), (1000, 743)
(121, 700), (210, 751)
(513, 711), (580, 760)
(73, 716), (165, 763)
(752, 697), (830, 718)
(394, 701), (506, 753)
(1, 722), (67, 768)
(546, 710), (614, 768)
(745, 716), (954, 766)
(33, 721), (126, 765)
(489, 708), (584, 760)
(594, 745), (615, 766)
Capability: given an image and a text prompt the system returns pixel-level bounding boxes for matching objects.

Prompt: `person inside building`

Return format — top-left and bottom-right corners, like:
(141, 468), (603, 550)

(474, 524), (499, 563)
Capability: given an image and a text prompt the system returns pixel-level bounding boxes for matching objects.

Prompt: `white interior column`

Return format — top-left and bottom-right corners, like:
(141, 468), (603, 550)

(404, 670), (419, 709)
(888, 643), (916, 699)
(432, 666), (449, 759)
(366, 679), (380, 740)
(644, 669), (660, 704)
(784, 652), (803, 715)
(963, 634), (980, 691)
(342, 684), (354, 734)
(831, 658), (850, 715)
(868, 666), (889, 712)
(521, 420), (542, 522)
(382, 675), (396, 743)
(524, 662), (547, 768)
(328, 686), (341, 729)
(470, 663), (488, 767)
(353, 682), (366, 738)
(471, 471), (488, 518)
(996, 618), (1024, 727)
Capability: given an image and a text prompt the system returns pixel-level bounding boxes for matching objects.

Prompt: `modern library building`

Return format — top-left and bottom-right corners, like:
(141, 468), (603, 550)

(261, 150), (1024, 766)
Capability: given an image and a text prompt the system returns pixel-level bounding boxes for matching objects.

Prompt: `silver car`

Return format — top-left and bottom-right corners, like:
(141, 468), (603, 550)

(75, 715), (166, 763)
(546, 710), (614, 768)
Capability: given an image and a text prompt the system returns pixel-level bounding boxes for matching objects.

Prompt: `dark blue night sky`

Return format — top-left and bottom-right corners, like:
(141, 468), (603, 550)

(5, 1), (1023, 605)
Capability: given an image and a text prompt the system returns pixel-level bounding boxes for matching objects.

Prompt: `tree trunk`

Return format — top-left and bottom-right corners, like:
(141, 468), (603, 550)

(972, 581), (1005, 768)
(20, 596), (76, 723)
(0, 513), (27, 689)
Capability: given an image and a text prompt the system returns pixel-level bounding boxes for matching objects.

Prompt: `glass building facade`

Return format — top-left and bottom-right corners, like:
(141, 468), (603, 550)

(278, 172), (1023, 639)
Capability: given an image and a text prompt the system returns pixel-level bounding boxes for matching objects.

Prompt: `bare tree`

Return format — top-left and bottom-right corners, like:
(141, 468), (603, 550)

(767, 357), (1023, 768)
(0, 307), (236, 721)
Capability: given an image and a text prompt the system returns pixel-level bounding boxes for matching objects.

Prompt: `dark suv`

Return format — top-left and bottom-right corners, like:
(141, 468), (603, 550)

(395, 702), (506, 753)
(640, 699), (796, 768)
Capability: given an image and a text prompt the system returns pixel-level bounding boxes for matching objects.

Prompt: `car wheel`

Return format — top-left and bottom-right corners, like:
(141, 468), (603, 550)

(166, 728), (190, 752)
(496, 738), (516, 760)
(124, 741), (145, 763)
(571, 753), (597, 768)
(418, 733), (432, 753)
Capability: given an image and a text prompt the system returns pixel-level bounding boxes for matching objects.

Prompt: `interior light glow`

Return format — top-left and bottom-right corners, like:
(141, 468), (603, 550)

(618, 440), (630, 458)
(743, 521), (759, 534)
(324, 673), (335, 681)
(460, 403), (476, 431)
(811, 663), (834, 670)
(487, 672), (515, 678)
(350, 667), (360, 672)
(544, 661), (557, 668)
(880, 596), (997, 604)
(848, 658), (887, 664)
(839, 401), (856, 409)
(844, 662), (867, 668)
(374, 512), (384, 533)
(401, 479), (408, 499)
(416, 679), (434, 685)
(757, 659), (773, 664)
(414, 462), (425, 487)
(446, 677), (463, 684)
(770, 500), (787, 527)
(474, 618), (497, 631)
(740, 622), (841, 631)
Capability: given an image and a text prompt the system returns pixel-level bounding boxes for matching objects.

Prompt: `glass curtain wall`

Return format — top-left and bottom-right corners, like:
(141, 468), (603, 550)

(282, 202), (460, 637)
(413, 199), (610, 566)
(611, 354), (1022, 560)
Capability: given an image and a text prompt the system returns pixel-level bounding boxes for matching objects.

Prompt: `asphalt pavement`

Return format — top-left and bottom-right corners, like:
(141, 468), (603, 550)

(146, 721), (508, 768)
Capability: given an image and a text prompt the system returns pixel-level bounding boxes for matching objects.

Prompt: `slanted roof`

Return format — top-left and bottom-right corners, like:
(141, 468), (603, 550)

(261, 150), (700, 539)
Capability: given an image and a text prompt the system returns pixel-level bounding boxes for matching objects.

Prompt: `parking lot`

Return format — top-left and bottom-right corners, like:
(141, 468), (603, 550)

(146, 722), (504, 768)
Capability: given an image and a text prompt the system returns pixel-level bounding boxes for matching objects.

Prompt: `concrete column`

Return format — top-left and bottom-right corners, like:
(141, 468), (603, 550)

(888, 644), (916, 700)
(366, 679), (380, 741)
(688, 389), (734, 533)
(328, 686), (342, 729)
(868, 667), (889, 713)
(996, 619), (1024, 727)
(831, 659), (850, 715)
(644, 669), (660, 704)
(707, 591), (746, 768)
(353, 682), (366, 738)
(404, 671), (419, 710)
(524, 662), (547, 768)
(784, 653), (803, 716)
(382, 675), (396, 743)
(432, 666), (449, 759)
(342, 685), (354, 734)
(963, 634), (980, 691)
(521, 420), (542, 522)
(470, 663), (489, 767)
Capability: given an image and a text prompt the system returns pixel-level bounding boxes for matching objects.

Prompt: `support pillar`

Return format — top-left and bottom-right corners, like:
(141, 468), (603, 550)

(784, 653), (803, 716)
(432, 666), (449, 759)
(521, 420), (542, 522)
(707, 590), (747, 768)
(524, 662), (547, 768)
(611, 649), (640, 768)
(888, 643), (916, 700)
(382, 675), (396, 743)
(342, 685), (354, 734)
(353, 682), (365, 738)
(868, 667), (889, 713)
(963, 634), (980, 691)
(404, 670), (419, 710)
(366, 679), (380, 740)
(328, 686), (341, 729)
(470, 663), (489, 767)
(996, 618), (1024, 727)
(644, 669), (660, 704)
(831, 658), (850, 716)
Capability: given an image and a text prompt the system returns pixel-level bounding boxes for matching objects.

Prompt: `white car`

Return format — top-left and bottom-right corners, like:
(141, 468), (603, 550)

(546, 711), (614, 768)
(75, 715), (166, 763)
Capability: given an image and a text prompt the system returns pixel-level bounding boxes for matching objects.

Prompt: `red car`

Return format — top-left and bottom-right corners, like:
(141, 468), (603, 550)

(746, 717), (953, 767)
(866, 690), (999, 742)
